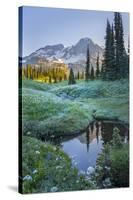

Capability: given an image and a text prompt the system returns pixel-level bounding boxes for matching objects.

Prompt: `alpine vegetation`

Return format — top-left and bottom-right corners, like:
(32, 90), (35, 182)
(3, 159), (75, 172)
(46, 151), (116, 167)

(19, 7), (129, 194)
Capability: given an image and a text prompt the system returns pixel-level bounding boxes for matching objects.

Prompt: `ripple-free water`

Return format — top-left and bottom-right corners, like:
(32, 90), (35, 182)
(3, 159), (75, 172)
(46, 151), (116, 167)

(60, 121), (128, 173)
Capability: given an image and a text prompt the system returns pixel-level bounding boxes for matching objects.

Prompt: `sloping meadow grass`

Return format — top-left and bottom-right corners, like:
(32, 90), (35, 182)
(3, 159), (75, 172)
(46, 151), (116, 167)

(22, 87), (93, 138)
(22, 79), (129, 138)
(51, 79), (128, 98)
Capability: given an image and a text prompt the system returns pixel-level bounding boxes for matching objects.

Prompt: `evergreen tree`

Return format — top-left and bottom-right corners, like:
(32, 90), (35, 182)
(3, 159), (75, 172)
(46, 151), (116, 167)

(49, 76), (52, 83)
(122, 36), (129, 79)
(109, 24), (116, 80)
(102, 13), (128, 81)
(68, 68), (76, 85)
(77, 71), (80, 80)
(82, 70), (84, 79)
(102, 20), (116, 80)
(86, 129), (90, 152)
(114, 12), (127, 78)
(127, 36), (130, 77)
(96, 52), (100, 79)
(90, 65), (94, 80)
(114, 12), (120, 78)
(119, 14), (126, 78)
(64, 74), (67, 80)
(59, 76), (62, 82)
(54, 77), (57, 83)
(100, 61), (104, 79)
(102, 20), (112, 80)
(85, 44), (90, 81)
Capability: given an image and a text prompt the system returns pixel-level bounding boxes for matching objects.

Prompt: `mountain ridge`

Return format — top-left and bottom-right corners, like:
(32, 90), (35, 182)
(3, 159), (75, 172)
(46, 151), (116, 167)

(22, 37), (104, 72)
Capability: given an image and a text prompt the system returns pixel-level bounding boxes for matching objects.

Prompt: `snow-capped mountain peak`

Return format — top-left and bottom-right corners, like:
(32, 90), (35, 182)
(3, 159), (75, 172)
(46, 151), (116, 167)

(23, 37), (103, 72)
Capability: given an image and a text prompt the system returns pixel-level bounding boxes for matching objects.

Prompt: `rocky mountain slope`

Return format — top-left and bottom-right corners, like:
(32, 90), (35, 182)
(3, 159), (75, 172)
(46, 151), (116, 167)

(23, 38), (104, 72)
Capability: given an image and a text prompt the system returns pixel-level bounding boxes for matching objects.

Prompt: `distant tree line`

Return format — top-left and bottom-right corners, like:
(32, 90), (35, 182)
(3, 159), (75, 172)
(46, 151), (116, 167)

(22, 63), (68, 83)
(68, 49), (101, 85)
(84, 45), (101, 82)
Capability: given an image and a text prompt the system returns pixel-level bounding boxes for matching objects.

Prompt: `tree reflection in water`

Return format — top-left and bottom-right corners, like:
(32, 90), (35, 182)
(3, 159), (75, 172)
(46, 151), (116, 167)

(85, 121), (128, 153)
(59, 121), (128, 172)
(39, 120), (129, 172)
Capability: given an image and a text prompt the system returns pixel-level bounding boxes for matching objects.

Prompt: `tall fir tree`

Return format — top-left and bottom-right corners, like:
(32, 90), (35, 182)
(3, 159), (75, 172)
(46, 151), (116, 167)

(96, 52), (100, 79)
(85, 44), (90, 81)
(100, 61), (104, 79)
(77, 71), (80, 80)
(90, 65), (95, 80)
(109, 24), (116, 80)
(102, 20), (112, 80)
(68, 68), (76, 85)
(114, 12), (127, 79)
(114, 12), (120, 78)
(127, 36), (129, 77)
(81, 70), (84, 79)
(102, 20), (118, 80)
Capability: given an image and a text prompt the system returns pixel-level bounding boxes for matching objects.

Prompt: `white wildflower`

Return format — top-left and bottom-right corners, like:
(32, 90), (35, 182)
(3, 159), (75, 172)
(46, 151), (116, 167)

(87, 166), (95, 176)
(56, 165), (63, 170)
(96, 165), (103, 171)
(32, 169), (38, 174)
(73, 161), (78, 165)
(23, 175), (32, 181)
(35, 150), (40, 154)
(53, 147), (57, 151)
(103, 178), (111, 187)
(79, 170), (85, 175)
(105, 166), (111, 171)
(50, 186), (58, 192)
(85, 176), (91, 181)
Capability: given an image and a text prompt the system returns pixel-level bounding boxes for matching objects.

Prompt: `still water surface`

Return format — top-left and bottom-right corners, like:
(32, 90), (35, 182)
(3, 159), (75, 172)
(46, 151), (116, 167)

(59, 121), (129, 172)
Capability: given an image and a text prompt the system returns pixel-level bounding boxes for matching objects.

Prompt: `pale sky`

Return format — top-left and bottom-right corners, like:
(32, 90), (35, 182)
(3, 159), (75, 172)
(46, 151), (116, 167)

(19, 6), (129, 57)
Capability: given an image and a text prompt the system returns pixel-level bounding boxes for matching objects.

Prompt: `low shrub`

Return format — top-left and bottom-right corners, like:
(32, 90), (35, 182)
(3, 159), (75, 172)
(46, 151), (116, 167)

(94, 128), (129, 188)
